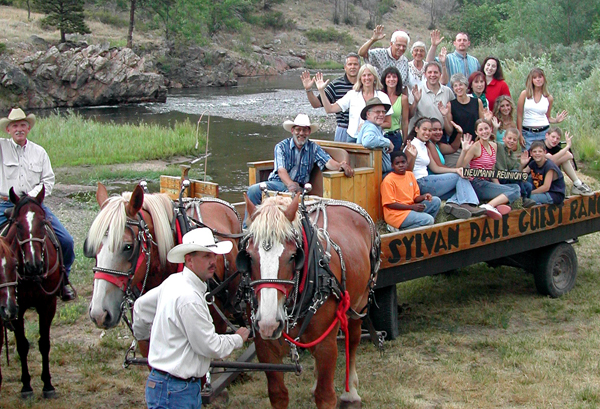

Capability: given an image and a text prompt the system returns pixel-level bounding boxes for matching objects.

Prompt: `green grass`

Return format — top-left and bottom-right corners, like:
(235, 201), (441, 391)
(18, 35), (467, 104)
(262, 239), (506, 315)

(30, 113), (206, 167)
(304, 58), (344, 70)
(306, 28), (353, 45)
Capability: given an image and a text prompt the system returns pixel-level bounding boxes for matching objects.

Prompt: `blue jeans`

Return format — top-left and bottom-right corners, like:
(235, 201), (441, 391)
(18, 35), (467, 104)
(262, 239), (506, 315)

(417, 173), (479, 205)
(334, 126), (349, 142)
(522, 128), (549, 150)
(501, 179), (531, 199)
(530, 192), (553, 205)
(384, 130), (403, 152)
(470, 178), (520, 203)
(244, 180), (288, 228)
(0, 200), (74, 277)
(146, 369), (202, 409)
(400, 197), (441, 229)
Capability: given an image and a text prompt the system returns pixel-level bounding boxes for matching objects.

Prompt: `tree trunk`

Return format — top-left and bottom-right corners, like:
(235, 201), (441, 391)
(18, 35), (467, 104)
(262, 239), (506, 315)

(127, 0), (136, 49)
(26, 0), (31, 20)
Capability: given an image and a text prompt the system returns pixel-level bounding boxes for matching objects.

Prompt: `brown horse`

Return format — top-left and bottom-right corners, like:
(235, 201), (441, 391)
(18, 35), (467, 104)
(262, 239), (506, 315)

(0, 236), (18, 393)
(3, 187), (64, 399)
(240, 194), (380, 409)
(87, 183), (242, 332)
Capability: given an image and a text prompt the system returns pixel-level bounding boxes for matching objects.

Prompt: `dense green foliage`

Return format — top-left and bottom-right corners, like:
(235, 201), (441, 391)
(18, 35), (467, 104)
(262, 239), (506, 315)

(306, 28), (353, 45)
(33, 0), (90, 42)
(31, 113), (204, 167)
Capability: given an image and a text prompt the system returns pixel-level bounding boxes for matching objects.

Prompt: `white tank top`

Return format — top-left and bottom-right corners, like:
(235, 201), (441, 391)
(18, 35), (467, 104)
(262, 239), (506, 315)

(522, 95), (550, 127)
(411, 138), (430, 179)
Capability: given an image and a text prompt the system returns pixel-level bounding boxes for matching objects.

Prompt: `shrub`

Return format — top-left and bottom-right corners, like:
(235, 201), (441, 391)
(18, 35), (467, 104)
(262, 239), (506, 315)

(306, 28), (352, 45)
(85, 10), (129, 29)
(0, 43), (7, 55)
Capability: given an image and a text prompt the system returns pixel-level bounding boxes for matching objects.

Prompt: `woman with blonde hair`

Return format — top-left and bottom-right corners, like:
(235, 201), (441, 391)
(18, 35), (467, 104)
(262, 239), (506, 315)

(517, 67), (567, 150)
(492, 95), (517, 144)
(316, 64), (392, 142)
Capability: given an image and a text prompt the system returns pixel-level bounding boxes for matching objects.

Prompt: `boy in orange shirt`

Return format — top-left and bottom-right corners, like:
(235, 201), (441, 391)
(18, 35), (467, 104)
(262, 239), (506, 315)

(381, 151), (441, 231)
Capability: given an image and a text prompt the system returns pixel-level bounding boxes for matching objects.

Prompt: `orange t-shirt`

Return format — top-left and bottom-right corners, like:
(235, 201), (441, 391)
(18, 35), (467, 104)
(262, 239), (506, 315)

(381, 171), (420, 228)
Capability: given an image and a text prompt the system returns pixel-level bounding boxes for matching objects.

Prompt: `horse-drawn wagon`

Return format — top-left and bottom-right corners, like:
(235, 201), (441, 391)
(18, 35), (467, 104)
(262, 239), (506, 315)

(161, 139), (600, 343)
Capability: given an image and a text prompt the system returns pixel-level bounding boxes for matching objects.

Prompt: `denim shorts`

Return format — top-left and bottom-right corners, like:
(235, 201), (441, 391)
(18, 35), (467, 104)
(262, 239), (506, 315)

(145, 368), (202, 409)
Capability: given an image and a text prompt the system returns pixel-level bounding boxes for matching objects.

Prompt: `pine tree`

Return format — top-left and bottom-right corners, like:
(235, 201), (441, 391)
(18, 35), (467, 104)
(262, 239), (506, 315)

(34, 0), (91, 43)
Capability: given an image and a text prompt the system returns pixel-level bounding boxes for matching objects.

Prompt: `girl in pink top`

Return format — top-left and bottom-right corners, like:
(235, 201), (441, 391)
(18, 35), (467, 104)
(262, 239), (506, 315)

(457, 119), (520, 219)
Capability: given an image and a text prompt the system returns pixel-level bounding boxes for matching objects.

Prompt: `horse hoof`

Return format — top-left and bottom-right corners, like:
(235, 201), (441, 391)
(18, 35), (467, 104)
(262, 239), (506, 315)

(43, 388), (57, 399)
(20, 390), (34, 399)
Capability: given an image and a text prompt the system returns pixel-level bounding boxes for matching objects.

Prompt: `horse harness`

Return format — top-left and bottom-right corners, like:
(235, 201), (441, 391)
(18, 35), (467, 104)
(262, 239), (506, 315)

(237, 199), (381, 341)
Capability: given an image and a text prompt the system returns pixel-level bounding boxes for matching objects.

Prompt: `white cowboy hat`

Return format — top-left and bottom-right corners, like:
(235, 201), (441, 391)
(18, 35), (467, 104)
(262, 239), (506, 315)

(282, 114), (318, 133)
(167, 227), (233, 263)
(0, 108), (36, 131)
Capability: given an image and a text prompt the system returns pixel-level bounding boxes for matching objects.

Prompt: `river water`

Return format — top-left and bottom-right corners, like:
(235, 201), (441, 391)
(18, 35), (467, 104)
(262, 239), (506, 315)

(50, 70), (342, 202)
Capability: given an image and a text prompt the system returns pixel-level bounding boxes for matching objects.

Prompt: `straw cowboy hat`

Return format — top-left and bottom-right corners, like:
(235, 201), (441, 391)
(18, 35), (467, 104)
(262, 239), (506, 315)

(0, 108), (36, 131)
(360, 97), (391, 120)
(282, 114), (319, 133)
(167, 227), (233, 263)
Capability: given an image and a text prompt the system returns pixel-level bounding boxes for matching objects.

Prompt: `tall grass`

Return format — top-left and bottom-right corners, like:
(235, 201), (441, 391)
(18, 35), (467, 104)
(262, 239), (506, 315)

(30, 113), (205, 167)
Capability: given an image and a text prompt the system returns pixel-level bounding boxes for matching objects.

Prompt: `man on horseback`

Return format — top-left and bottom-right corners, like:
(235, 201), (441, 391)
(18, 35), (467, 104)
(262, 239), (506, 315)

(0, 108), (75, 301)
(245, 114), (354, 226)
(132, 227), (250, 409)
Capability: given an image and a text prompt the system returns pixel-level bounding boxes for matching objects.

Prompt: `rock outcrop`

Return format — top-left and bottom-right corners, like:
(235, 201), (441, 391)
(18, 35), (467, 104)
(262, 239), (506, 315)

(0, 42), (167, 109)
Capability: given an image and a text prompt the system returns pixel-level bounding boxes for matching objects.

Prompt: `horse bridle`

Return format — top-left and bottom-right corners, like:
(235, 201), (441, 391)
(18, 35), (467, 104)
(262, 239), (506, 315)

(91, 212), (154, 300)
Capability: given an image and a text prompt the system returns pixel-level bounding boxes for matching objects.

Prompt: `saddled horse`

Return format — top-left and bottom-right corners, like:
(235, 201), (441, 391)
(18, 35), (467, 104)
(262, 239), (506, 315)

(0, 236), (18, 392)
(87, 183), (242, 332)
(2, 187), (64, 399)
(239, 194), (380, 409)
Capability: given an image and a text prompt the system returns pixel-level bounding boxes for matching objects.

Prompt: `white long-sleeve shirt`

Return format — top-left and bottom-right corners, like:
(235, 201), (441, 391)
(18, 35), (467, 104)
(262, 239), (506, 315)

(132, 267), (244, 379)
(0, 138), (54, 198)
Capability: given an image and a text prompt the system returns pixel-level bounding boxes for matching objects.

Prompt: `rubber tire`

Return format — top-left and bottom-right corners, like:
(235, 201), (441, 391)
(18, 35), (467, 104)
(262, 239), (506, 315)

(533, 242), (578, 298)
(369, 285), (399, 340)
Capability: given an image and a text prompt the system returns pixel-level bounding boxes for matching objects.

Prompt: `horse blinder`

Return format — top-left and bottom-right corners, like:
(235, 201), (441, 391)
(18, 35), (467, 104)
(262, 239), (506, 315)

(293, 248), (305, 272)
(83, 238), (95, 259)
(236, 250), (252, 274)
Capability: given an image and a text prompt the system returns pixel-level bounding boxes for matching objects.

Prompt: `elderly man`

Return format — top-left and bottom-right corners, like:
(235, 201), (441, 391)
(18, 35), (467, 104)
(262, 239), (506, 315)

(427, 30), (480, 85)
(245, 114), (354, 214)
(355, 97), (393, 175)
(358, 24), (410, 88)
(133, 227), (250, 409)
(0, 108), (75, 301)
(301, 53), (361, 143)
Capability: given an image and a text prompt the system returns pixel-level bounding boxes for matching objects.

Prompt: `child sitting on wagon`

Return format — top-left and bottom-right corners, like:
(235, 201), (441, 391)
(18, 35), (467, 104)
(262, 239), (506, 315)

(541, 127), (593, 196)
(524, 141), (566, 205)
(381, 151), (441, 231)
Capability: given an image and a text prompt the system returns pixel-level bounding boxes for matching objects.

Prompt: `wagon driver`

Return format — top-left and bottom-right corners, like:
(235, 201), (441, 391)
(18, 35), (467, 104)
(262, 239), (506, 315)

(244, 114), (354, 227)
(0, 108), (75, 301)
(133, 228), (250, 409)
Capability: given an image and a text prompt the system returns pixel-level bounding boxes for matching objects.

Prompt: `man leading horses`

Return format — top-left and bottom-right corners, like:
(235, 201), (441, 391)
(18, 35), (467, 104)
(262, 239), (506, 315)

(0, 108), (75, 301)
(133, 228), (250, 409)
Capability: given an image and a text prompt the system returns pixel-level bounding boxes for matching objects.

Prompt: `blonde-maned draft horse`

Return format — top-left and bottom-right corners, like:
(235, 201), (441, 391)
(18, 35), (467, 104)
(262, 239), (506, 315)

(239, 194), (380, 409)
(86, 183), (242, 335)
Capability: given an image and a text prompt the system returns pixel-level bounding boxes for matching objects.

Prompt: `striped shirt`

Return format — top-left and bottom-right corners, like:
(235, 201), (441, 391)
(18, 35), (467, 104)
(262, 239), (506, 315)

(268, 138), (331, 185)
(317, 74), (354, 128)
(444, 52), (480, 85)
(470, 143), (497, 174)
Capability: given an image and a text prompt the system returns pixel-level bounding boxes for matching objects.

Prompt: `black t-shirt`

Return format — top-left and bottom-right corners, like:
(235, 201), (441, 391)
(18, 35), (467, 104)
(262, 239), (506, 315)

(529, 159), (565, 204)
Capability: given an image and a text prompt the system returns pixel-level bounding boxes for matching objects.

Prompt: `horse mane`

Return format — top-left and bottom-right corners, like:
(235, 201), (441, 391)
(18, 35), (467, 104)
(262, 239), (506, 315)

(12, 194), (44, 217)
(86, 192), (174, 266)
(248, 196), (301, 248)
(0, 237), (14, 260)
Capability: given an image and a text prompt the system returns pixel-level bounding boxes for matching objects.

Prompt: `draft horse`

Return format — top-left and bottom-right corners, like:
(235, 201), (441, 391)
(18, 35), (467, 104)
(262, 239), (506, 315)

(87, 183), (242, 333)
(2, 187), (65, 398)
(0, 236), (18, 392)
(239, 194), (380, 409)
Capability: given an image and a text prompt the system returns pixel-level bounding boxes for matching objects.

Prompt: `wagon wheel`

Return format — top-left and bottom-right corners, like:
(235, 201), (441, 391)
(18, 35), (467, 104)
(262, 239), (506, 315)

(369, 285), (399, 340)
(533, 242), (578, 298)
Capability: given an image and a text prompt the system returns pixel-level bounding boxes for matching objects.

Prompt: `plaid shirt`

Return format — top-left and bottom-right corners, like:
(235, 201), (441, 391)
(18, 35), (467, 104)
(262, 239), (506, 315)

(268, 138), (331, 185)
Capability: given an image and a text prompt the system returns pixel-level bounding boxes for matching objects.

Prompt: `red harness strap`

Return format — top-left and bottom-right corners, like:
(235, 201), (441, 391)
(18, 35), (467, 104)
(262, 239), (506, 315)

(283, 291), (352, 392)
(93, 249), (147, 292)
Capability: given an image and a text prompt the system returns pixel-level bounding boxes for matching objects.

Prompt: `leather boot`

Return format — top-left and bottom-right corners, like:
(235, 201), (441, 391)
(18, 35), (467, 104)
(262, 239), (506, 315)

(61, 281), (76, 302)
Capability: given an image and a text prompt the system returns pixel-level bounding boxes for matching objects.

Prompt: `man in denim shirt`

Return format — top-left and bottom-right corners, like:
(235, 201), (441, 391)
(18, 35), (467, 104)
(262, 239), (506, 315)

(245, 114), (354, 225)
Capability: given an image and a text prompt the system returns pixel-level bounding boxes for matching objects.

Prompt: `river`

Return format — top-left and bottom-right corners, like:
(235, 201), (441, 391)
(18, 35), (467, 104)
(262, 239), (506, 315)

(47, 70), (342, 203)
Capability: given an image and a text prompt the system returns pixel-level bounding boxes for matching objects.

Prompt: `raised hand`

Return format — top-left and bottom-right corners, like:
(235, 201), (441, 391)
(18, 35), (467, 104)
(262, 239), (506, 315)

(565, 131), (574, 149)
(411, 85), (422, 104)
(461, 133), (474, 151)
(439, 47), (447, 64)
(300, 70), (315, 91)
(404, 139), (417, 157)
(483, 108), (494, 121)
(491, 116), (501, 129)
(555, 110), (568, 123)
(314, 72), (329, 91)
(438, 101), (450, 116)
(371, 25), (386, 41)
(430, 29), (444, 47)
(451, 120), (463, 135)
(520, 150), (530, 167)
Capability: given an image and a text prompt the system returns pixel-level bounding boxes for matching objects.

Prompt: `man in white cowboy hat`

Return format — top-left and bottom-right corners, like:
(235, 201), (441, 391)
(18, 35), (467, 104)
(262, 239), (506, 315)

(0, 108), (75, 301)
(244, 114), (354, 225)
(133, 227), (250, 409)
(355, 97), (394, 175)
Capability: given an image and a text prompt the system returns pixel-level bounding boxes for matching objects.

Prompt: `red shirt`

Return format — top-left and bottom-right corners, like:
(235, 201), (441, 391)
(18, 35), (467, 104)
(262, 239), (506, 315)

(486, 78), (511, 111)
